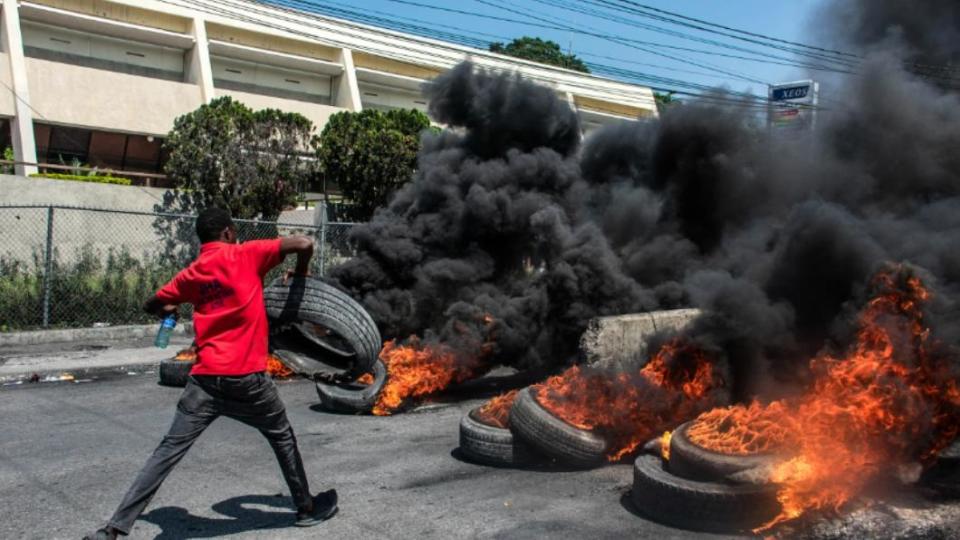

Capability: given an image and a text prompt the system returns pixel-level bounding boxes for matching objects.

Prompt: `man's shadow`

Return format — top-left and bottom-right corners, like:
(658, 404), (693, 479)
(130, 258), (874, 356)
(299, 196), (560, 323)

(141, 494), (296, 539)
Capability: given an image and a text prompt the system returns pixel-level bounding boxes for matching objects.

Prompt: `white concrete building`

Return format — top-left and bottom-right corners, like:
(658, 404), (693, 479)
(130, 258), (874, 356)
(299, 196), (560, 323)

(0, 0), (658, 183)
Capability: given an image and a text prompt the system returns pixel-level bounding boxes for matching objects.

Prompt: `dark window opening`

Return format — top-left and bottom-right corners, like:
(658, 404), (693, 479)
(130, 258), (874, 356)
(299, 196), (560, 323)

(33, 123), (166, 181)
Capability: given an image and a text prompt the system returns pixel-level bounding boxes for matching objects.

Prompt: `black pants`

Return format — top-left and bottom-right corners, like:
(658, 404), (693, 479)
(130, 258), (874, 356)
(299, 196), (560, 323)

(107, 372), (311, 535)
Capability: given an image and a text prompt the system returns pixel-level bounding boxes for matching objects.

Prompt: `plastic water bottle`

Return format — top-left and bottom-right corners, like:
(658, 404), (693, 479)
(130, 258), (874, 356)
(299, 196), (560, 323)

(155, 314), (177, 349)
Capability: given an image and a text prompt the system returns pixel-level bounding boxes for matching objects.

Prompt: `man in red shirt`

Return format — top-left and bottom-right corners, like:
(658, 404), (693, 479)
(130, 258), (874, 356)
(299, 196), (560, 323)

(85, 208), (337, 540)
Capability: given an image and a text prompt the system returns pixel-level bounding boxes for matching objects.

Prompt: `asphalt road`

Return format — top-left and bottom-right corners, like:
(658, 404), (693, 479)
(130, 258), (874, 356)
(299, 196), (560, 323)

(0, 371), (734, 540)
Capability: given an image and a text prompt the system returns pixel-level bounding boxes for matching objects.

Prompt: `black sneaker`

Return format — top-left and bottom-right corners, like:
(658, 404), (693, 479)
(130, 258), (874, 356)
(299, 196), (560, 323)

(81, 528), (117, 540)
(295, 489), (339, 527)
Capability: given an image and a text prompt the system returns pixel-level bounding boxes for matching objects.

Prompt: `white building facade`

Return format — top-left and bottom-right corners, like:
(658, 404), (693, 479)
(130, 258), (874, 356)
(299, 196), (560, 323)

(0, 0), (658, 182)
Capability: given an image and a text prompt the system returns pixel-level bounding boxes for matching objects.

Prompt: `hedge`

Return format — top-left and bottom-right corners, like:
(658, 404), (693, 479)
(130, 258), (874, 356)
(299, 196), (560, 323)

(29, 173), (133, 186)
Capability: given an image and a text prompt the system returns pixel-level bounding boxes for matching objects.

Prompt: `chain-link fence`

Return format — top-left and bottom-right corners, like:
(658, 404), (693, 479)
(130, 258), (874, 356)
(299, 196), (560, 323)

(0, 205), (359, 331)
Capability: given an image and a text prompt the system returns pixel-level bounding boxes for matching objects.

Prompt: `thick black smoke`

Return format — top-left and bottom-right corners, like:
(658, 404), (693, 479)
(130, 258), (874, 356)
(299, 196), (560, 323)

(823, 0), (960, 68)
(332, 63), (653, 371)
(332, 2), (960, 398)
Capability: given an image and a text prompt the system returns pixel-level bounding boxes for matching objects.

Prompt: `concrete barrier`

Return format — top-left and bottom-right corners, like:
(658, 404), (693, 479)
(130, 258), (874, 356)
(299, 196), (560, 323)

(580, 308), (702, 370)
(0, 322), (194, 347)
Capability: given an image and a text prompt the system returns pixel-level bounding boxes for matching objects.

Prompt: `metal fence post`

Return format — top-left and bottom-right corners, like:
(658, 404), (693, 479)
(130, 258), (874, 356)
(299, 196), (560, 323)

(318, 217), (327, 277)
(41, 205), (54, 327)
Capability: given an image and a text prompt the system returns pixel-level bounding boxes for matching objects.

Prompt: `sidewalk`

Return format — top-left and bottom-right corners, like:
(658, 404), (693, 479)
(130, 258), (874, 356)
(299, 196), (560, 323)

(0, 333), (192, 383)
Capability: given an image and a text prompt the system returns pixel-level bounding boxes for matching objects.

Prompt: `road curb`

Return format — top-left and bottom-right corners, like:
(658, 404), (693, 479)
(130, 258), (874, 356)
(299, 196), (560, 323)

(0, 323), (194, 347)
(0, 361), (161, 386)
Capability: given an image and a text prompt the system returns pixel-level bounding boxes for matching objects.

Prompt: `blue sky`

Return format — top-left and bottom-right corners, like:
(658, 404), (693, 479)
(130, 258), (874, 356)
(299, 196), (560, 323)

(276, 0), (829, 99)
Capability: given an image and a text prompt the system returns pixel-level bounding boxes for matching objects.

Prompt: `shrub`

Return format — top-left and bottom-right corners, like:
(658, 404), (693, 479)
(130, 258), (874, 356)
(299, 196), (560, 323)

(315, 108), (432, 220)
(0, 246), (183, 331)
(29, 173), (133, 185)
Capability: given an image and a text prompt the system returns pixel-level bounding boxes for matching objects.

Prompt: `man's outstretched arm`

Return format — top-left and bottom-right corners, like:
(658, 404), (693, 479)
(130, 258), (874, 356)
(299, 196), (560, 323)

(280, 235), (314, 282)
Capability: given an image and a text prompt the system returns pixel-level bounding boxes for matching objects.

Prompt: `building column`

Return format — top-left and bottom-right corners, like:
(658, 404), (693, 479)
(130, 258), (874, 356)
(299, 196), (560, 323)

(186, 17), (215, 103)
(566, 91), (586, 140)
(1, 0), (37, 176)
(334, 48), (362, 111)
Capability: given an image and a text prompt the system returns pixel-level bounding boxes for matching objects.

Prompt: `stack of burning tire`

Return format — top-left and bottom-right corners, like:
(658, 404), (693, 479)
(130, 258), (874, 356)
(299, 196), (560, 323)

(459, 335), (730, 471)
(460, 386), (610, 468)
(263, 277), (385, 412)
(631, 411), (785, 533)
(459, 390), (539, 466)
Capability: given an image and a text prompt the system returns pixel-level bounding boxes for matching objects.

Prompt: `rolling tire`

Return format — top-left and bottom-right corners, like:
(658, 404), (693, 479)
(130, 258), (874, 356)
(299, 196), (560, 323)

(508, 387), (607, 468)
(668, 421), (777, 482)
(159, 358), (193, 387)
(459, 408), (538, 466)
(315, 359), (387, 413)
(263, 277), (381, 374)
(631, 454), (780, 533)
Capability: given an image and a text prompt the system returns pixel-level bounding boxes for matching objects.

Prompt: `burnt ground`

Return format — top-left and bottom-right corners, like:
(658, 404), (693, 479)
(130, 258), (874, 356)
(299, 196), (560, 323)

(0, 347), (958, 539)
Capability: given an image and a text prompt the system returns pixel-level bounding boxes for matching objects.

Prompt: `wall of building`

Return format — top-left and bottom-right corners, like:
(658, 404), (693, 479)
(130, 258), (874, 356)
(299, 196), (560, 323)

(25, 57), (203, 135)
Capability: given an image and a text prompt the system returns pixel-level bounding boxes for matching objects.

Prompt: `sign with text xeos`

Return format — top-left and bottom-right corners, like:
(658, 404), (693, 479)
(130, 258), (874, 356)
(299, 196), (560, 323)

(768, 80), (818, 132)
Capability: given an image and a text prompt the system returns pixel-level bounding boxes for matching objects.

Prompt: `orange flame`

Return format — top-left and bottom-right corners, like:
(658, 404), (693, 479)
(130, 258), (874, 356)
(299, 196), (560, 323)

(758, 270), (960, 531)
(356, 372), (374, 385)
(660, 431), (673, 461)
(371, 338), (485, 416)
(685, 266), (960, 532)
(474, 389), (520, 429)
(687, 401), (799, 455)
(174, 349), (196, 361)
(266, 353), (293, 378)
(531, 339), (726, 461)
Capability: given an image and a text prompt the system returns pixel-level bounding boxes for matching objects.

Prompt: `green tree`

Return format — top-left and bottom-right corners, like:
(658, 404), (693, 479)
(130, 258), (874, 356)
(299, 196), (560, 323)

(162, 96), (313, 221)
(654, 92), (678, 113)
(315, 109), (431, 220)
(489, 37), (590, 73)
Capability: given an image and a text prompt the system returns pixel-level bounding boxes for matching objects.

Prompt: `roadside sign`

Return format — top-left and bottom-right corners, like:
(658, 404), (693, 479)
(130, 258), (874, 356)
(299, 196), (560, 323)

(768, 80), (818, 131)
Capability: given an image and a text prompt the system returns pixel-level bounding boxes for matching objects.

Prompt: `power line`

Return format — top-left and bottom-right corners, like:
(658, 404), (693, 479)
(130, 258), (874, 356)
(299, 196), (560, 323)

(175, 0), (830, 112)
(591, 0), (858, 67)
(533, 0), (856, 74)
(474, 0), (768, 85)
(594, 0), (960, 79)
(606, 0), (860, 61)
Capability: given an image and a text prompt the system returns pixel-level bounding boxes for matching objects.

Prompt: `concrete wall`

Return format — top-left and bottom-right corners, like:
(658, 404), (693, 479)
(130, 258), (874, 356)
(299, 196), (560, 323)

(25, 57), (203, 135)
(0, 173), (168, 209)
(0, 174), (319, 265)
(581, 309), (703, 371)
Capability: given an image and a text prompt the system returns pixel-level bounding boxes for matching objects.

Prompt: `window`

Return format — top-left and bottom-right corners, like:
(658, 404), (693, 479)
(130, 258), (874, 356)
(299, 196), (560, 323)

(34, 123), (165, 174)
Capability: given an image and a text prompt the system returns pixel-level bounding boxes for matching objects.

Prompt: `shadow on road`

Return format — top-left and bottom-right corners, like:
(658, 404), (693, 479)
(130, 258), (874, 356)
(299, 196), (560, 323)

(141, 493), (297, 538)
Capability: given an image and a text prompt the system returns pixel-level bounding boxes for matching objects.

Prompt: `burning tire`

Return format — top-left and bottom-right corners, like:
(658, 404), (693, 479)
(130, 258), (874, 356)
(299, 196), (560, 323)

(159, 347), (196, 387)
(509, 387), (607, 468)
(315, 359), (387, 413)
(631, 454), (780, 533)
(263, 277), (381, 374)
(158, 355), (194, 387)
(668, 421), (777, 482)
(459, 391), (538, 466)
